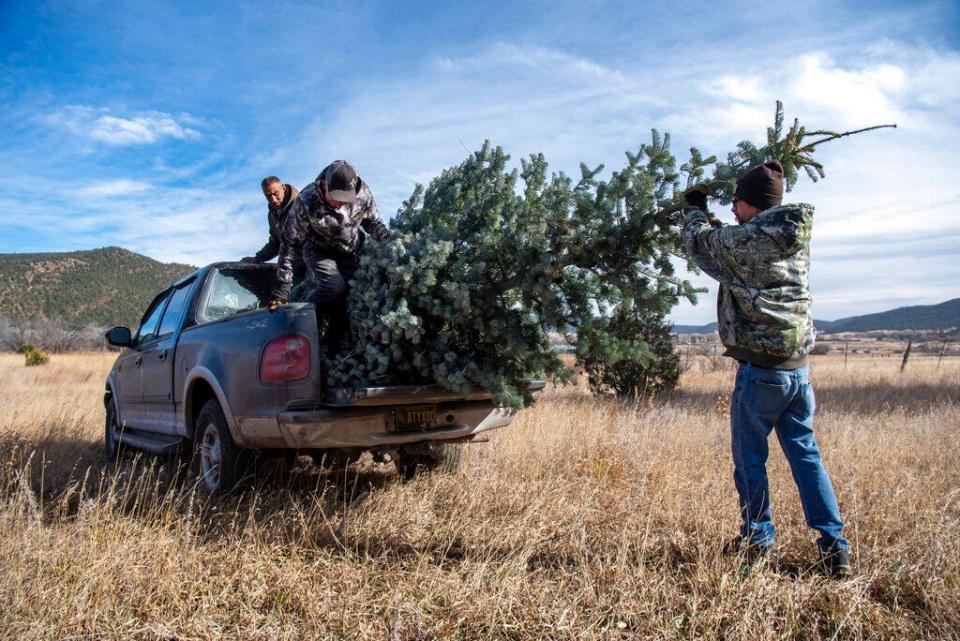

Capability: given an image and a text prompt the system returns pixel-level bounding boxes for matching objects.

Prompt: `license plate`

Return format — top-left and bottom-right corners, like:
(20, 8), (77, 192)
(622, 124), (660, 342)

(393, 405), (438, 432)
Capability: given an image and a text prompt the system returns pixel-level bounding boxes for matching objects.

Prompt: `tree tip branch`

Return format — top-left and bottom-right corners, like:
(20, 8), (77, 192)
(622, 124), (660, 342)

(804, 123), (898, 150)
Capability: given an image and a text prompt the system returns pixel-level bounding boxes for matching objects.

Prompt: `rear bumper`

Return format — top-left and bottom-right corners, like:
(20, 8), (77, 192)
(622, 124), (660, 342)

(274, 401), (519, 449)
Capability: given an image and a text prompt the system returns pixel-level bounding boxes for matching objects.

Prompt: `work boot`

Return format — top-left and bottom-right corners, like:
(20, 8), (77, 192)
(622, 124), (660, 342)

(819, 546), (851, 578)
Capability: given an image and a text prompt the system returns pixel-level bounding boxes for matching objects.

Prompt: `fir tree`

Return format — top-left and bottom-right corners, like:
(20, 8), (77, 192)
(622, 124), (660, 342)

(579, 299), (681, 401)
(324, 103), (894, 407)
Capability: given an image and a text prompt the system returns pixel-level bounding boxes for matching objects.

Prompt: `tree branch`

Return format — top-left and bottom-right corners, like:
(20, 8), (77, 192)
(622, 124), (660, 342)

(802, 124), (897, 151)
(489, 123), (896, 297)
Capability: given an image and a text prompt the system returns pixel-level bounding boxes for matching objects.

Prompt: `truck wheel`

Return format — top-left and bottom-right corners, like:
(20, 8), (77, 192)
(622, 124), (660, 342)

(397, 442), (463, 480)
(432, 443), (463, 474)
(104, 398), (124, 462)
(192, 399), (244, 495)
(396, 456), (420, 481)
(309, 449), (358, 473)
(247, 449), (297, 483)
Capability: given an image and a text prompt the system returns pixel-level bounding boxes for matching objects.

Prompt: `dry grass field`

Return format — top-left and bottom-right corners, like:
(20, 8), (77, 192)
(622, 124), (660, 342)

(1, 351), (958, 640)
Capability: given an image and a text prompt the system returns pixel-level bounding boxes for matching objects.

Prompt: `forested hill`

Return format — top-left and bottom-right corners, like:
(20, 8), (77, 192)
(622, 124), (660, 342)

(818, 298), (960, 333)
(0, 247), (195, 328)
(673, 299), (960, 334)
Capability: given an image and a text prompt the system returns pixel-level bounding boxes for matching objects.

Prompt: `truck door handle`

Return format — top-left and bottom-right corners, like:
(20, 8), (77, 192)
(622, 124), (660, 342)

(135, 356), (143, 366)
(158, 350), (167, 361)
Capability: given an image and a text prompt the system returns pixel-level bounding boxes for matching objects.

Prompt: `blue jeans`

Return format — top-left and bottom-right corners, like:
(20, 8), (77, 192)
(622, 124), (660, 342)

(731, 363), (848, 551)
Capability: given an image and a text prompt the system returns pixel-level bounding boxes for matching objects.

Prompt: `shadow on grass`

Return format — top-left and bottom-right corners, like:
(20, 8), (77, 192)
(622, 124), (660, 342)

(0, 432), (406, 543)
(666, 380), (959, 416)
(813, 381), (959, 415)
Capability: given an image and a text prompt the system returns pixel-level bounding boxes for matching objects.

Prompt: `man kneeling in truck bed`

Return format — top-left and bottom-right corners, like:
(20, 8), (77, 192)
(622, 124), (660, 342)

(269, 160), (388, 353)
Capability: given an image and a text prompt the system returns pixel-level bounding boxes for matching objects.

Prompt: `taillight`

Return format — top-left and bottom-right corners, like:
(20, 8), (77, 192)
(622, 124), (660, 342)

(259, 335), (310, 382)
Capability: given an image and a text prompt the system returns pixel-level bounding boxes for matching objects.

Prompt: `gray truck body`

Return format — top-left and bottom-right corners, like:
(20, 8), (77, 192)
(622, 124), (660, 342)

(104, 262), (531, 454)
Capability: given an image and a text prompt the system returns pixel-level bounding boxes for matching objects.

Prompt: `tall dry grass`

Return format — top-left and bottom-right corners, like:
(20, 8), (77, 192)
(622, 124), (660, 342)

(0, 352), (958, 640)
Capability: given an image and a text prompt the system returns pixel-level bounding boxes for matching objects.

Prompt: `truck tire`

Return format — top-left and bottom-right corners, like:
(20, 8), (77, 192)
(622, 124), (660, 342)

(247, 449), (297, 483)
(104, 398), (124, 462)
(192, 399), (244, 495)
(434, 443), (463, 474)
(309, 448), (358, 473)
(397, 442), (463, 480)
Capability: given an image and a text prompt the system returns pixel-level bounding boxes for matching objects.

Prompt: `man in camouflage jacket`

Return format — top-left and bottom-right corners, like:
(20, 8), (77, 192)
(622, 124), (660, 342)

(682, 160), (849, 577)
(270, 160), (389, 351)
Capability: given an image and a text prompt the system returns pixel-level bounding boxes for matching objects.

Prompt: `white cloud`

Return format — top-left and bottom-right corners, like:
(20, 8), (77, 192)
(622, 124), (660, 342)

(77, 179), (152, 198)
(283, 42), (959, 323)
(864, 41), (960, 111)
(780, 52), (906, 127)
(283, 43), (659, 214)
(45, 106), (201, 146)
(672, 48), (960, 144)
(435, 43), (629, 87)
(120, 198), (264, 265)
(0, 182), (264, 266)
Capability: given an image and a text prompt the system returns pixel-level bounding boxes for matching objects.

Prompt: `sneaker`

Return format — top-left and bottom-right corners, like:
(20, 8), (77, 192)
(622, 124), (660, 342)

(722, 536), (771, 562)
(819, 547), (851, 578)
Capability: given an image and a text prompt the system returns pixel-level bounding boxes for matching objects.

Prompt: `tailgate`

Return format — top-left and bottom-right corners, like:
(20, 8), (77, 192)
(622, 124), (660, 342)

(322, 380), (547, 407)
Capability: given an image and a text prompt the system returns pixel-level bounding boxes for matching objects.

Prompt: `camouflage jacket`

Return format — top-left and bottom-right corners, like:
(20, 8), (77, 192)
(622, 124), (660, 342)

(275, 181), (388, 294)
(254, 184), (299, 263)
(682, 203), (815, 368)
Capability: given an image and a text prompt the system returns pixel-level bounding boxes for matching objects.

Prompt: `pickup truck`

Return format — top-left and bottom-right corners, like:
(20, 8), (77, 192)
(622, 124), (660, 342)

(104, 262), (543, 494)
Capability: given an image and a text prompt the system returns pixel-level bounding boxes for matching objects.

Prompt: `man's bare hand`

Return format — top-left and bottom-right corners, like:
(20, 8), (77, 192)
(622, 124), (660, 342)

(267, 299), (284, 312)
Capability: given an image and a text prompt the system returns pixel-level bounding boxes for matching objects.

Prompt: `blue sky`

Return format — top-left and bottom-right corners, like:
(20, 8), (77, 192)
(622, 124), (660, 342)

(1, 0), (958, 324)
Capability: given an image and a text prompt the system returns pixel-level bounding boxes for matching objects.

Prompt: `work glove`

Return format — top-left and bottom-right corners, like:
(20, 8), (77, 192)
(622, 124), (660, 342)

(268, 285), (291, 312)
(240, 256), (258, 263)
(683, 186), (708, 211)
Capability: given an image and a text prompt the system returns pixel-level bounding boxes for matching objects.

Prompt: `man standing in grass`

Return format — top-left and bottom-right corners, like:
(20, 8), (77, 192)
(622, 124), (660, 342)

(682, 161), (850, 577)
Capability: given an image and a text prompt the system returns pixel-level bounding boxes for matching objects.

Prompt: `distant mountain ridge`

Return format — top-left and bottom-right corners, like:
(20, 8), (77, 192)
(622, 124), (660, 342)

(672, 322), (718, 334)
(0, 247), (195, 328)
(816, 298), (960, 333)
(673, 299), (960, 334)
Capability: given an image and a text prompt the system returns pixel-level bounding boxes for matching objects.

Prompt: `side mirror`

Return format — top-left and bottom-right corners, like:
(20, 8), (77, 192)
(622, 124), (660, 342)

(105, 326), (133, 347)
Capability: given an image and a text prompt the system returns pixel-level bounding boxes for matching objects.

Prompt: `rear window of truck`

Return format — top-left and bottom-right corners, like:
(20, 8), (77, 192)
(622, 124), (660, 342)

(198, 268), (274, 323)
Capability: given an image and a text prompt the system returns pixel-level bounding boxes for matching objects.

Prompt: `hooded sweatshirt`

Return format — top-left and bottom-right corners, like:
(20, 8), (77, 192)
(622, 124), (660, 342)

(274, 179), (387, 298)
(682, 203), (815, 369)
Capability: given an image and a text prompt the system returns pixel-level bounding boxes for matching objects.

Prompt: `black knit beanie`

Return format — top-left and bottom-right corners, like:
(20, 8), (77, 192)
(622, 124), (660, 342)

(734, 160), (784, 211)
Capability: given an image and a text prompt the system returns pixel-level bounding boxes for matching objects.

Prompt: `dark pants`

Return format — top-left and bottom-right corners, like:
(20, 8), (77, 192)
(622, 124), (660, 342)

(303, 242), (360, 355)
